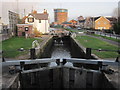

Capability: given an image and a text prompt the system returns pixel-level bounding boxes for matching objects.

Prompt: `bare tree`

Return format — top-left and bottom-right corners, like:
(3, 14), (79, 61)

(112, 8), (118, 19)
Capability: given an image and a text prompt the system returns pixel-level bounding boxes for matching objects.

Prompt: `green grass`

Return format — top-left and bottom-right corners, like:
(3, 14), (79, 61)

(64, 28), (84, 33)
(2, 37), (42, 58)
(92, 34), (120, 43)
(75, 35), (119, 59)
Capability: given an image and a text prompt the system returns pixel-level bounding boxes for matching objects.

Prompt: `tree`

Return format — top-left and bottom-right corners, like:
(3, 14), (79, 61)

(33, 27), (42, 37)
(112, 8), (118, 18)
(113, 21), (120, 35)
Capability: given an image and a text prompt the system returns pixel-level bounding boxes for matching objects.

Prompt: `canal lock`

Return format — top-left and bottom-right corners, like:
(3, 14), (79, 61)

(17, 36), (116, 89)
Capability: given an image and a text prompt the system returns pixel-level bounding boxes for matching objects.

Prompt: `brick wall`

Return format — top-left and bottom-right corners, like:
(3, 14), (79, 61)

(55, 12), (68, 24)
(17, 24), (33, 37)
(95, 17), (111, 30)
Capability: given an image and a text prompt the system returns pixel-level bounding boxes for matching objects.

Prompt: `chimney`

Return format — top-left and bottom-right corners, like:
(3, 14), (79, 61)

(32, 10), (37, 14)
(43, 9), (47, 14)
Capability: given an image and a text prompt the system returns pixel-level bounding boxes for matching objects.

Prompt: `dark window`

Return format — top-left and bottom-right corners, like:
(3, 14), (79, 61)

(39, 20), (41, 23)
(22, 32), (25, 36)
(25, 27), (29, 31)
(28, 18), (34, 23)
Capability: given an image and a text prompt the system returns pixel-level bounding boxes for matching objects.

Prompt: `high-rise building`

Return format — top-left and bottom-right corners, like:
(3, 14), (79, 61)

(54, 9), (68, 24)
(9, 10), (19, 36)
(118, 1), (120, 22)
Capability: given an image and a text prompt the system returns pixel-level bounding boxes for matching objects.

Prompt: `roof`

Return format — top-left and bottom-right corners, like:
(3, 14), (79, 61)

(62, 22), (72, 24)
(34, 13), (48, 20)
(69, 20), (77, 23)
(106, 17), (117, 22)
(78, 20), (85, 23)
(54, 8), (67, 10)
(27, 13), (49, 20)
(90, 16), (101, 21)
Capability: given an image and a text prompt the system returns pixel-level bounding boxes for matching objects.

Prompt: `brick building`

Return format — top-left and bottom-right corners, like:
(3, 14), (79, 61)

(69, 20), (77, 26)
(54, 9), (68, 24)
(17, 24), (33, 37)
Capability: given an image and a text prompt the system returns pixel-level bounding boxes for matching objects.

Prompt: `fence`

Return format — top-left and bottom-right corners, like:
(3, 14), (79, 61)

(95, 31), (120, 39)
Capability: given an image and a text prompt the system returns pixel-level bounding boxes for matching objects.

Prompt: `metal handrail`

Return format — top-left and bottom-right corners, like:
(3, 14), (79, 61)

(65, 58), (119, 66)
(2, 58), (57, 66)
(1, 58), (119, 66)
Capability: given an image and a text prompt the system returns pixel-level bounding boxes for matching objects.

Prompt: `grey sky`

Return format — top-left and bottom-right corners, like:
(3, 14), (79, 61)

(1, 0), (119, 24)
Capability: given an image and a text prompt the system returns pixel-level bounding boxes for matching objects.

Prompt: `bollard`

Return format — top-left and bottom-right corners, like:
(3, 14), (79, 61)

(56, 59), (60, 66)
(30, 48), (36, 59)
(2, 51), (5, 62)
(62, 59), (67, 65)
(20, 61), (25, 71)
(98, 61), (103, 71)
(86, 48), (91, 59)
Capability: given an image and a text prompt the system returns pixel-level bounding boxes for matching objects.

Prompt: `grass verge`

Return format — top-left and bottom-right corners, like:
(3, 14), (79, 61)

(75, 35), (119, 59)
(2, 37), (42, 58)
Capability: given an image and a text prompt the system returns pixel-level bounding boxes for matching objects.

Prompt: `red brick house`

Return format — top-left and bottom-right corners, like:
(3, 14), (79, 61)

(17, 24), (33, 37)
(69, 20), (77, 25)
(61, 22), (72, 27)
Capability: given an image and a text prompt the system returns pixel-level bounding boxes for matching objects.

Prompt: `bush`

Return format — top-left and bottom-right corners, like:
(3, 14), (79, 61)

(33, 27), (42, 37)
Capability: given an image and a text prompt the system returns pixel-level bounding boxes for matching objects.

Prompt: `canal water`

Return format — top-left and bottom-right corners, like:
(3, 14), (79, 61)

(49, 38), (73, 67)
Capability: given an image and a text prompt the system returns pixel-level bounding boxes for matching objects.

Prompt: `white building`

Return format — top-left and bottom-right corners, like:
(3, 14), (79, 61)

(25, 10), (50, 34)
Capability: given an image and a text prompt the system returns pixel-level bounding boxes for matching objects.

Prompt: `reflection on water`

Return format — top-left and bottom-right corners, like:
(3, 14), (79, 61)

(49, 42), (73, 67)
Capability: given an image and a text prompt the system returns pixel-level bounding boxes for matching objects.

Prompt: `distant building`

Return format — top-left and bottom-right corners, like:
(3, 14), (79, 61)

(77, 16), (85, 28)
(17, 9), (50, 37)
(9, 10), (19, 36)
(84, 16), (117, 30)
(78, 16), (84, 21)
(54, 9), (68, 24)
(118, 1), (120, 22)
(17, 24), (33, 37)
(61, 22), (72, 27)
(69, 20), (77, 26)
(94, 16), (112, 30)
(0, 17), (3, 33)
(78, 20), (85, 28)
(84, 17), (94, 29)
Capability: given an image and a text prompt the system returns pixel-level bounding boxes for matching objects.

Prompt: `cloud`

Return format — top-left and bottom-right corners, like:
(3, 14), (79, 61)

(2, 0), (119, 2)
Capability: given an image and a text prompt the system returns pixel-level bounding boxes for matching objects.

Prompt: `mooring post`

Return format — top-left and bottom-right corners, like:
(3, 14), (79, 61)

(98, 61), (103, 71)
(20, 61), (25, 71)
(30, 48), (36, 59)
(56, 59), (60, 66)
(62, 59), (67, 65)
(2, 51), (5, 62)
(19, 61), (24, 89)
(86, 48), (91, 59)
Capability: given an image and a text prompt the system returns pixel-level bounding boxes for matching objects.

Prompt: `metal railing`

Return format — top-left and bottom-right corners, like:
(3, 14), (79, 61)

(1, 58), (119, 74)
(1, 58), (119, 67)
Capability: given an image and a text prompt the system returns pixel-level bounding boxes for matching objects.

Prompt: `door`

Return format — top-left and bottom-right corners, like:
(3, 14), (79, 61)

(22, 32), (25, 36)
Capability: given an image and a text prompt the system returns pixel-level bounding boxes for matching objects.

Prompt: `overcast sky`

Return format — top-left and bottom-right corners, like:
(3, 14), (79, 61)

(1, 0), (119, 23)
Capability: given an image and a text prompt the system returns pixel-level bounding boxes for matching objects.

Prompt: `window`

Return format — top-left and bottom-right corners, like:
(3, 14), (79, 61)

(25, 27), (29, 31)
(104, 22), (107, 24)
(28, 18), (34, 23)
(39, 20), (41, 23)
(98, 21), (100, 24)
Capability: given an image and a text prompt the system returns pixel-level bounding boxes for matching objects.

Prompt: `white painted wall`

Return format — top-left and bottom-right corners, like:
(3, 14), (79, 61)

(25, 15), (49, 34)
